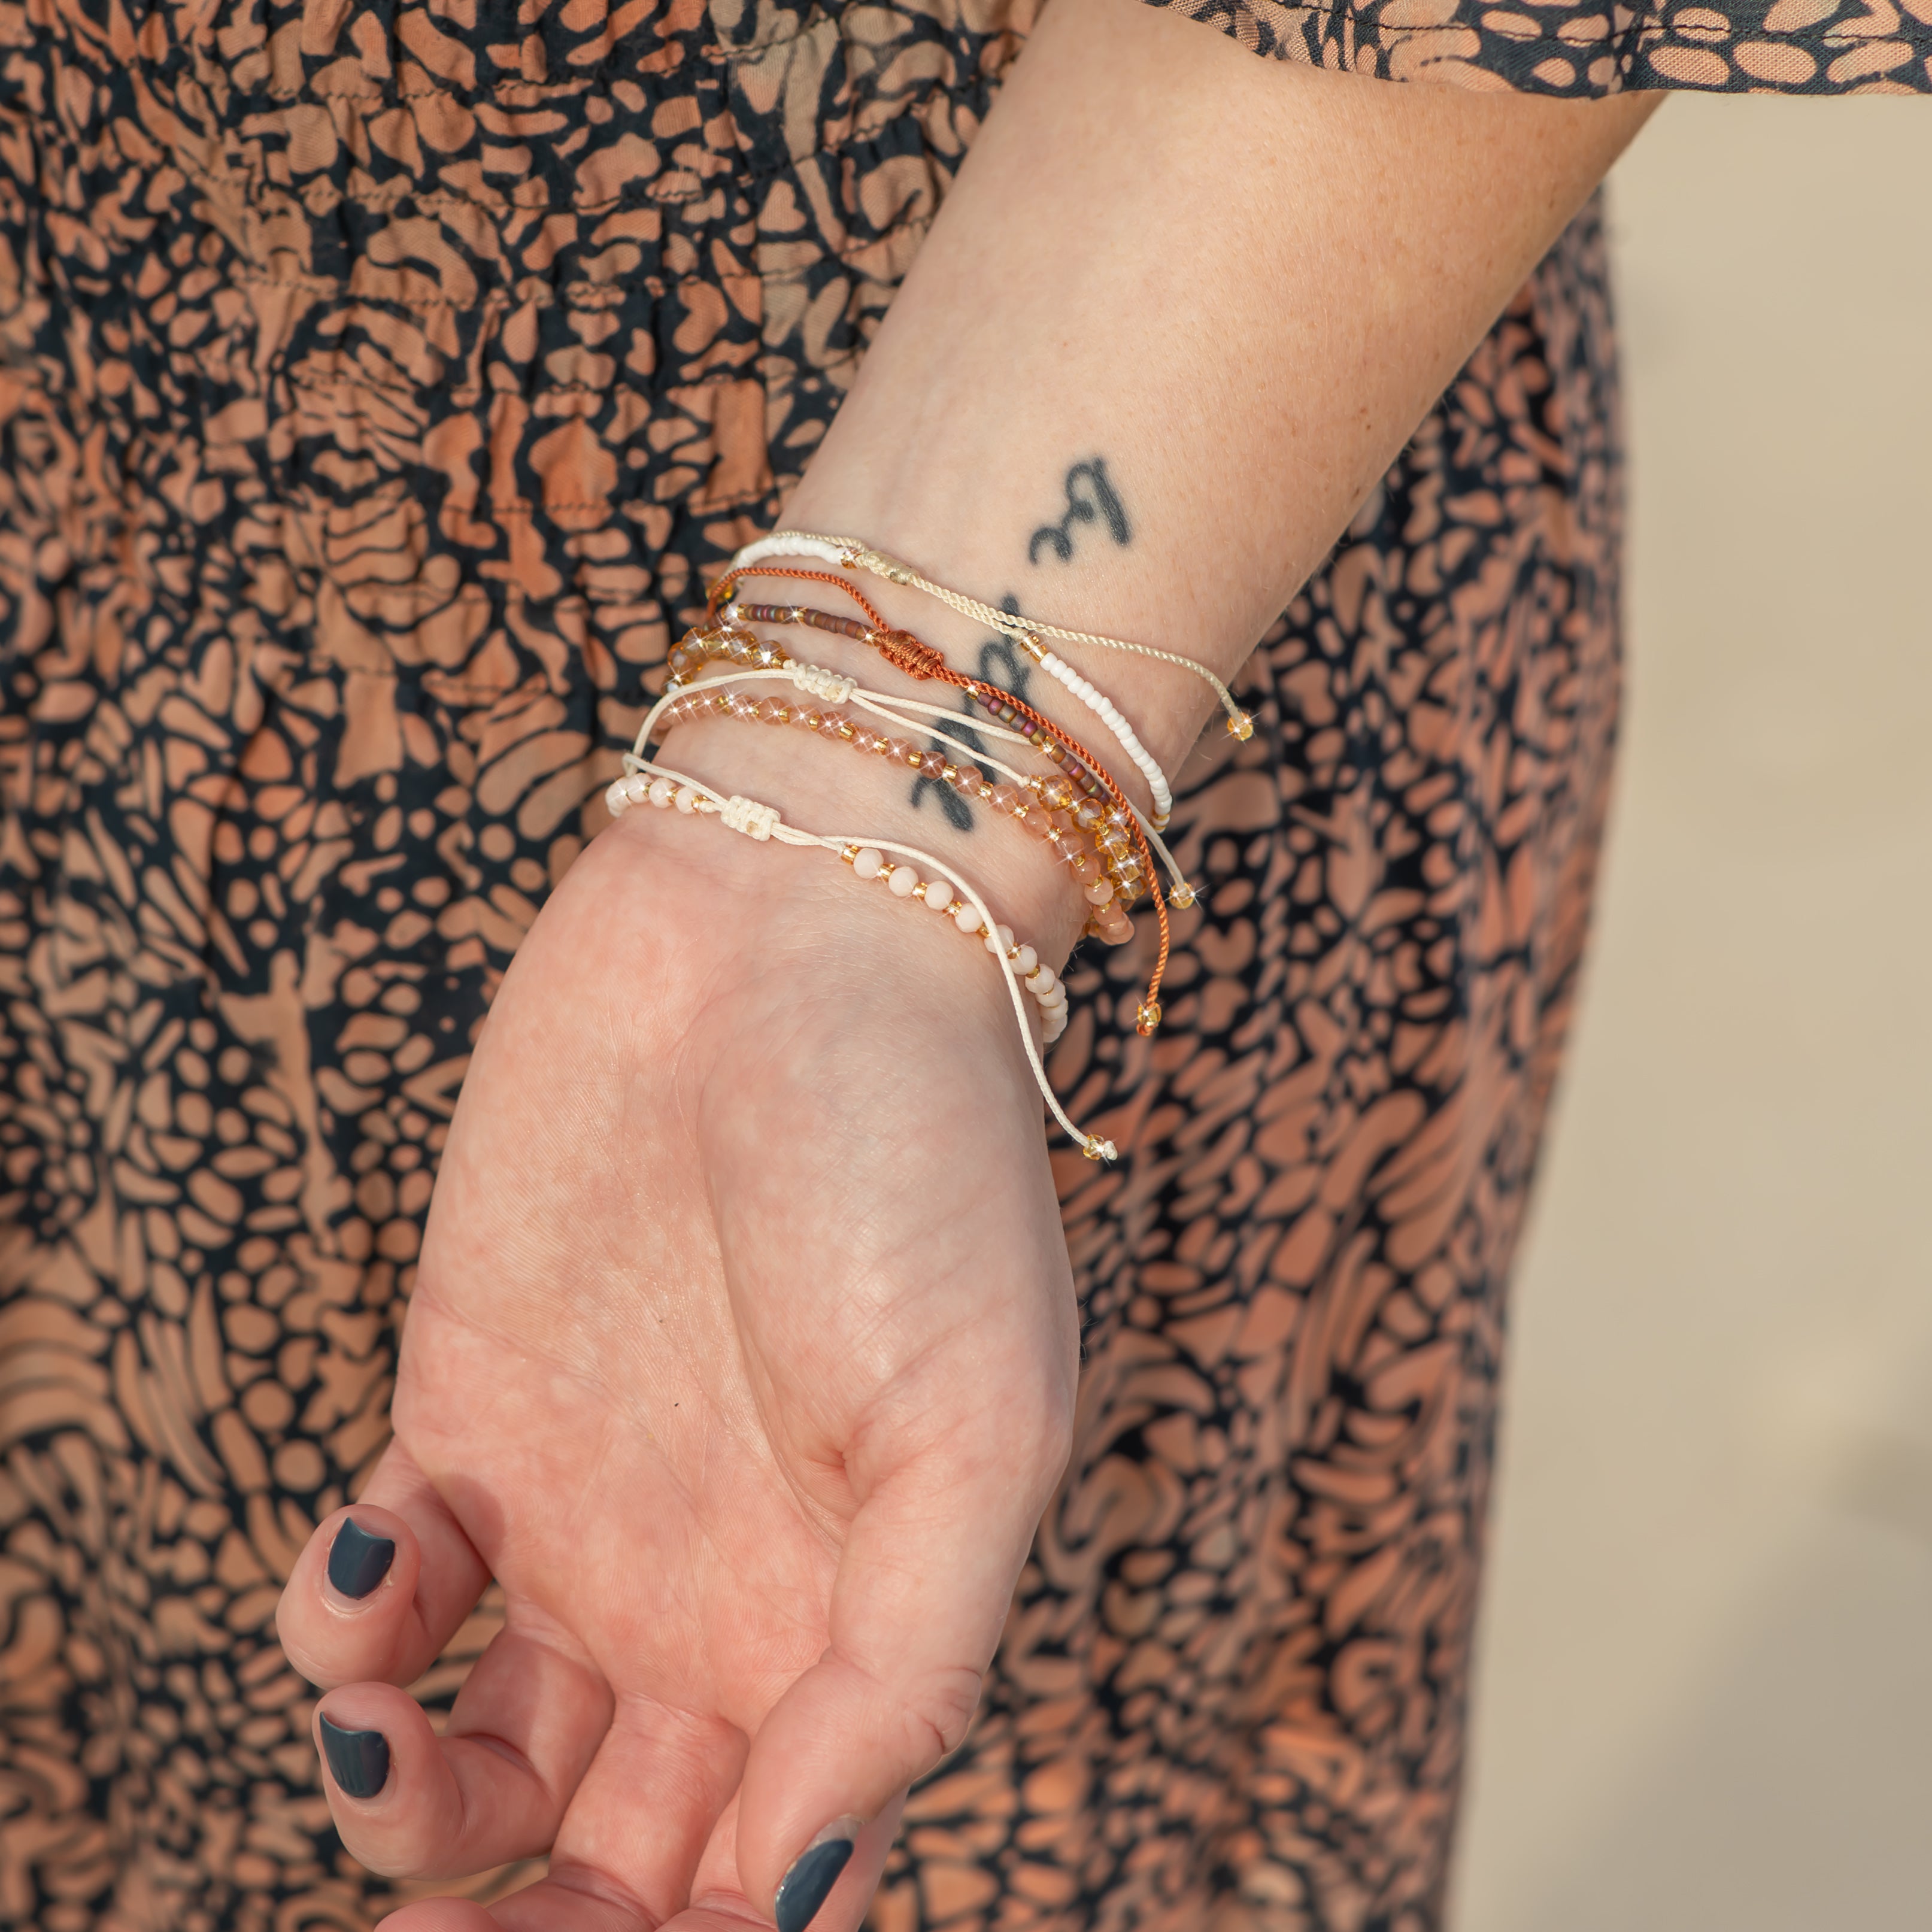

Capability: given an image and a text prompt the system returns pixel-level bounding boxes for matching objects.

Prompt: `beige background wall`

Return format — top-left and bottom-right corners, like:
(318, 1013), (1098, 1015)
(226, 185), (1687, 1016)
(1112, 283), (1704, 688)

(1449, 99), (1932, 1930)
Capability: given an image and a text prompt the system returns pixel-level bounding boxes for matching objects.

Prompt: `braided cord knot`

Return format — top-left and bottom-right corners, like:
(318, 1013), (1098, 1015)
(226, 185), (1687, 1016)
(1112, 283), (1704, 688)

(790, 664), (858, 703)
(720, 795), (780, 841)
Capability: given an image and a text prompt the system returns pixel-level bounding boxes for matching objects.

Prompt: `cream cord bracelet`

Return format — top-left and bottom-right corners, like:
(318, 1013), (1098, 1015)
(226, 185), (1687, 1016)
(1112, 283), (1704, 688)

(604, 757), (1116, 1161)
(632, 663), (1197, 906)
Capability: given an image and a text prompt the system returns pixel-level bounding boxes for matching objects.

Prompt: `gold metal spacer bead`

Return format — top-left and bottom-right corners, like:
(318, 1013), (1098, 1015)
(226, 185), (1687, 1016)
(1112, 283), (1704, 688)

(1227, 711), (1255, 741)
(1136, 1002), (1163, 1036)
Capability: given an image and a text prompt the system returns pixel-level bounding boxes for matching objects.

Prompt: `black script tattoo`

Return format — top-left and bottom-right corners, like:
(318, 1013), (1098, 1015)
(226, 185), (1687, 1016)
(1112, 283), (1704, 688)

(1028, 458), (1130, 566)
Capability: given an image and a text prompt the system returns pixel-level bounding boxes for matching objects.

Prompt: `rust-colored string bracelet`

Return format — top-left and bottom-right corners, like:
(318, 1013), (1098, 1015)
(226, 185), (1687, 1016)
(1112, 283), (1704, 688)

(721, 591), (1114, 815)
(697, 571), (1173, 1031)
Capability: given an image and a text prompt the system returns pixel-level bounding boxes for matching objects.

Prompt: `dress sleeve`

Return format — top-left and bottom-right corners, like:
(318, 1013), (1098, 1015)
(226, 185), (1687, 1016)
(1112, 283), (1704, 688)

(1139, 0), (1932, 93)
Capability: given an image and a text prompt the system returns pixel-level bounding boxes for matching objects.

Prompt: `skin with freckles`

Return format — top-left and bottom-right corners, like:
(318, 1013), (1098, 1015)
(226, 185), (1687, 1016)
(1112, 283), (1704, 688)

(276, 3), (1658, 1927)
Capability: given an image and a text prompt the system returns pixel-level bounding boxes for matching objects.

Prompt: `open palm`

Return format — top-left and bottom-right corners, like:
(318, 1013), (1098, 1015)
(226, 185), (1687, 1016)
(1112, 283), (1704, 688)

(276, 810), (1079, 1932)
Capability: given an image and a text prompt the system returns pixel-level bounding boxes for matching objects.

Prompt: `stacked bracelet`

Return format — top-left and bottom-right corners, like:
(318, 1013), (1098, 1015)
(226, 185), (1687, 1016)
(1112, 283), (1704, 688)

(606, 529), (1229, 1163)
(686, 581), (1175, 1002)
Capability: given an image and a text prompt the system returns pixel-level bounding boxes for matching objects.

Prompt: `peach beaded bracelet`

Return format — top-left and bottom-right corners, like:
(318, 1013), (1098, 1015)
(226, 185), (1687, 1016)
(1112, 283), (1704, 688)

(602, 760), (1111, 1157)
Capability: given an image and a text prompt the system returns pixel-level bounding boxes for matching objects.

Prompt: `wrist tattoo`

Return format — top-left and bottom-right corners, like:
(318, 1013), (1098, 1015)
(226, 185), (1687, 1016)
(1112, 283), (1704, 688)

(1028, 458), (1130, 566)
(909, 465), (1131, 828)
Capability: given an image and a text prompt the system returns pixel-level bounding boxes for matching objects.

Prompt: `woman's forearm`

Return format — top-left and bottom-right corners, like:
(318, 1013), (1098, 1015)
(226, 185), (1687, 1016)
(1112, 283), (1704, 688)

(787, 0), (1657, 732)
(674, 0), (1658, 953)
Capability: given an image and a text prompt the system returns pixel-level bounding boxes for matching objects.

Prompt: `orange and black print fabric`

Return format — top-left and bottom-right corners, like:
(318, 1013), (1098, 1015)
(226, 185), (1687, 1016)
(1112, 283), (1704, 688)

(0, 0), (1820, 1926)
(1145, 0), (1932, 93)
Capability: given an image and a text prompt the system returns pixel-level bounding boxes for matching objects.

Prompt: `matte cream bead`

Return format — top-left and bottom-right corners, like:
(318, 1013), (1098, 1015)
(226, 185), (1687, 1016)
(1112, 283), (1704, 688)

(996, 924), (1015, 951)
(674, 785), (700, 813)
(623, 773), (651, 802)
(923, 879), (956, 913)
(1029, 965), (1058, 996)
(888, 865), (918, 897)
(648, 777), (675, 808)
(605, 780), (631, 814)
(1012, 944), (1038, 978)
(954, 902), (982, 935)
(1084, 880), (1115, 906)
(853, 847), (884, 879)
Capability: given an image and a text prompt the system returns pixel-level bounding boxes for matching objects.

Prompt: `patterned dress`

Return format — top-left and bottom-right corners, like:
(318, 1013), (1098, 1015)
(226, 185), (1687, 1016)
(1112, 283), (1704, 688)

(0, 1), (1921, 1928)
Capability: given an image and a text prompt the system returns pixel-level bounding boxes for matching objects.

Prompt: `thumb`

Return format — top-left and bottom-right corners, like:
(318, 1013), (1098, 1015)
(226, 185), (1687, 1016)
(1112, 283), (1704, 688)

(735, 1415), (1070, 1932)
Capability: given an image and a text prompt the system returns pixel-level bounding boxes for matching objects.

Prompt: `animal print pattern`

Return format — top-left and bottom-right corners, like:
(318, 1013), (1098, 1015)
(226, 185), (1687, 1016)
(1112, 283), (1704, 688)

(866, 204), (1624, 1932)
(0, 0), (1627, 1925)
(1145, 0), (1932, 93)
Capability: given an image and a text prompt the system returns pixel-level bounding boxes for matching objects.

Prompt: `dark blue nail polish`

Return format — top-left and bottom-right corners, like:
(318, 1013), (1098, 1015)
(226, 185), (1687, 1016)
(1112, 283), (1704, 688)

(775, 1832), (856, 1932)
(319, 1713), (391, 1800)
(327, 1518), (395, 1600)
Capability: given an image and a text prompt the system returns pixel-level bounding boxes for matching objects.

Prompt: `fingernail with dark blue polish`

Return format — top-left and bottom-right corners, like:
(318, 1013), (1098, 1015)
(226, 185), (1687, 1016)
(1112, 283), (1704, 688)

(326, 1517), (395, 1600)
(775, 1825), (858, 1932)
(319, 1714), (391, 1800)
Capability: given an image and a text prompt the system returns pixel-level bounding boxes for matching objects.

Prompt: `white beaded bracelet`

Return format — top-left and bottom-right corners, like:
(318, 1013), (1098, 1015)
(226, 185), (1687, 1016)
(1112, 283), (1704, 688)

(603, 761), (1114, 1161)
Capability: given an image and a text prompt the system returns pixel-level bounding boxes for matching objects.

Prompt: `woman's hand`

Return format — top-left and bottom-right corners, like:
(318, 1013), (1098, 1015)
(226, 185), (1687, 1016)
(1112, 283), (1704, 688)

(275, 803), (1081, 1932)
